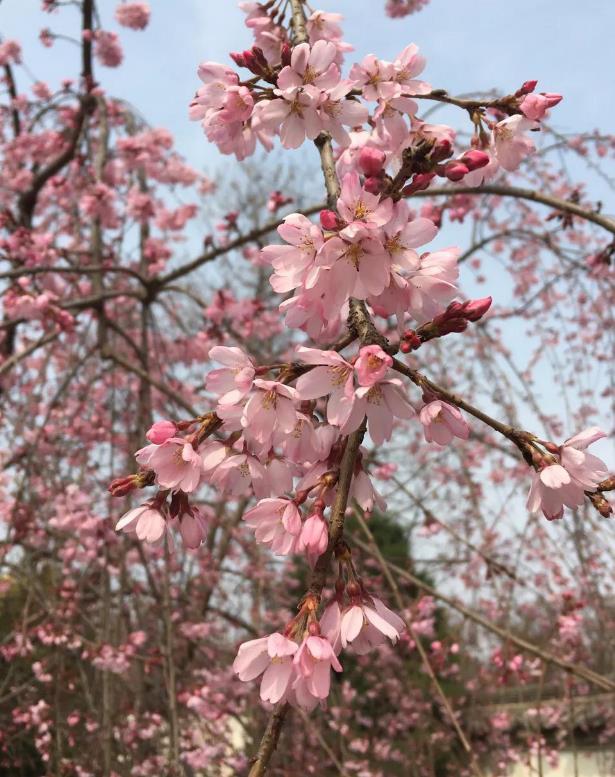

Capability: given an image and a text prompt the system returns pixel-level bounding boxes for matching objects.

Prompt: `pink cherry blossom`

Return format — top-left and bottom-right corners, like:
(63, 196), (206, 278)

(527, 465), (584, 521)
(519, 92), (562, 121)
(206, 346), (255, 406)
(241, 380), (299, 452)
(336, 172), (393, 238)
(242, 498), (302, 555)
(277, 40), (340, 92)
(233, 632), (298, 704)
(293, 635), (342, 702)
(310, 231), (390, 308)
(354, 345), (393, 387)
(116, 503), (166, 543)
(419, 400), (470, 446)
(297, 511), (329, 565)
(340, 598), (405, 654)
(261, 213), (324, 293)
(294, 346), (355, 426)
(343, 379), (415, 445)
(253, 89), (322, 150)
(136, 438), (202, 492)
(350, 55), (399, 102)
(493, 115), (539, 171)
(393, 43), (430, 95)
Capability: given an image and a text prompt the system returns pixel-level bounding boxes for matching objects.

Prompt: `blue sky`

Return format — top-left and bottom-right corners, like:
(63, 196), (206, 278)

(3, 0), (615, 173)
(2, 0), (613, 456)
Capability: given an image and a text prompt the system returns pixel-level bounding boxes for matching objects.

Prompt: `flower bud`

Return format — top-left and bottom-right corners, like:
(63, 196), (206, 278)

(280, 42), (292, 67)
(515, 79), (538, 96)
(430, 139), (453, 162)
(146, 420), (177, 445)
(108, 475), (138, 497)
(402, 172), (435, 196)
(358, 146), (386, 177)
(463, 295), (492, 321)
(443, 161), (469, 182)
(363, 176), (384, 194)
(229, 51), (247, 68)
(461, 149), (490, 171)
(320, 209), (340, 230)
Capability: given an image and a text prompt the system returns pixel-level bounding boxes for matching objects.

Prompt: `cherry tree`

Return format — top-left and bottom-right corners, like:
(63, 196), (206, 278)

(0, 1), (613, 776)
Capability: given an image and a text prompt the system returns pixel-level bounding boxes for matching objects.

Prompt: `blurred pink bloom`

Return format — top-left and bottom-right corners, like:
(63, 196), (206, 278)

(115, 2), (150, 30)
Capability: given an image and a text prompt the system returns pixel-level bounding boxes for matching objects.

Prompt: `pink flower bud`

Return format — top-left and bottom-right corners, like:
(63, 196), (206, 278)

(443, 161), (469, 182)
(461, 149), (490, 171)
(516, 79), (538, 96)
(358, 147), (386, 177)
(280, 42), (292, 67)
(230, 51), (247, 68)
(402, 172), (435, 196)
(430, 139), (453, 162)
(463, 296), (492, 321)
(146, 420), (177, 444)
(320, 209), (340, 230)
(519, 92), (563, 121)
(363, 176), (384, 194)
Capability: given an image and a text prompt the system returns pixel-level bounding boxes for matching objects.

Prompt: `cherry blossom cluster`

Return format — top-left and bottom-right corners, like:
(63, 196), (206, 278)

(190, 5), (560, 186)
(233, 557), (405, 711)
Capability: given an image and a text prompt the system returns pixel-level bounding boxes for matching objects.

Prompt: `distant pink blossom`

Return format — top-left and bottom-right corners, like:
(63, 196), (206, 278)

(94, 30), (123, 68)
(115, 2), (150, 30)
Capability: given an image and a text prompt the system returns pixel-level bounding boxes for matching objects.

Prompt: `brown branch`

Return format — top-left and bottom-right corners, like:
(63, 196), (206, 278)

(351, 534), (615, 693)
(354, 510), (486, 777)
(412, 185), (615, 236)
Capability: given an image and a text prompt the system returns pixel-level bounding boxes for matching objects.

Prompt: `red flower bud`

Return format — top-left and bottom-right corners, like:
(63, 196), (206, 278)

(443, 161), (469, 182)
(402, 172), (435, 196)
(108, 475), (138, 497)
(363, 176), (384, 194)
(461, 149), (490, 171)
(463, 295), (492, 321)
(280, 42), (292, 67)
(516, 79), (538, 96)
(320, 209), (340, 230)
(229, 51), (246, 68)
